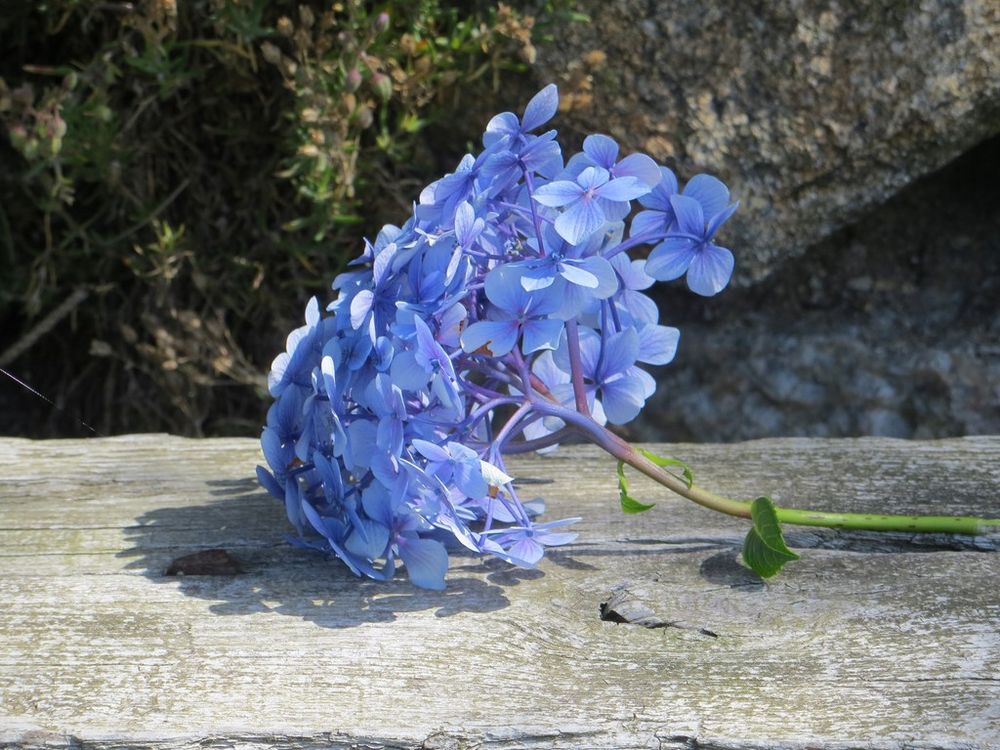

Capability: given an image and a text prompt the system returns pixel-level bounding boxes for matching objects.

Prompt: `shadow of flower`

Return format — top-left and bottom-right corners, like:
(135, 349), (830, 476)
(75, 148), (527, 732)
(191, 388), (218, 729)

(116, 477), (514, 628)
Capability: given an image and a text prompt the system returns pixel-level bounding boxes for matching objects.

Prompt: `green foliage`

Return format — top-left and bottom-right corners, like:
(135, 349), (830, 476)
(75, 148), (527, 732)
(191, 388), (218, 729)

(741, 497), (800, 578)
(638, 448), (694, 488)
(617, 460), (655, 514)
(0, 0), (552, 436)
(617, 450), (695, 514)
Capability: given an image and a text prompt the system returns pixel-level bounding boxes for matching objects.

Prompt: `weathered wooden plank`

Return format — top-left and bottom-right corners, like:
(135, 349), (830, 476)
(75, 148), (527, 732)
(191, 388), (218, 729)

(0, 434), (998, 750)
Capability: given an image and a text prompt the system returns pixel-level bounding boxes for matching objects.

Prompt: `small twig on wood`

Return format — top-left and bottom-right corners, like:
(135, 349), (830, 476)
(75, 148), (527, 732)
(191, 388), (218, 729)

(0, 286), (90, 367)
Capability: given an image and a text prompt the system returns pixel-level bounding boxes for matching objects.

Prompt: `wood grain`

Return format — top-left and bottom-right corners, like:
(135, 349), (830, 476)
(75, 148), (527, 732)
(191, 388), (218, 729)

(0, 434), (998, 749)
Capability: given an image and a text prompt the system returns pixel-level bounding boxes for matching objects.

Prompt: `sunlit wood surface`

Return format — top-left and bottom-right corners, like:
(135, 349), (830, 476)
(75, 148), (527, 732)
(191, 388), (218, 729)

(1, 434), (998, 749)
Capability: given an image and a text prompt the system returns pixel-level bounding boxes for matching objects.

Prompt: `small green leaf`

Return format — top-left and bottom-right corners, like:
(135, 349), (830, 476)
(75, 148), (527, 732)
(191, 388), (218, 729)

(741, 496), (800, 578)
(617, 461), (654, 514)
(638, 448), (694, 488)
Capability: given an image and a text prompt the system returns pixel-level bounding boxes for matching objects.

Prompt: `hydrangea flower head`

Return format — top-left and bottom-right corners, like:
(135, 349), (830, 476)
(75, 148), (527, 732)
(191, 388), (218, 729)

(259, 86), (738, 589)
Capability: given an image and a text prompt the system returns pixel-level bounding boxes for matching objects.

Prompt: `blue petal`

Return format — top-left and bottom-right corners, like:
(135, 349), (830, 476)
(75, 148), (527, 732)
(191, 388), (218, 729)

(373, 336), (393, 371)
(558, 261), (599, 288)
(267, 351), (291, 397)
(521, 318), (564, 354)
(372, 242), (397, 286)
(520, 266), (558, 292)
(266, 387), (303, 437)
(638, 166), (678, 211)
(610, 253), (654, 291)
(568, 325), (602, 376)
(522, 136), (564, 178)
(599, 328), (640, 379)
(683, 174), (730, 218)
(362, 481), (394, 527)
(287, 481), (307, 534)
(508, 537), (545, 565)
(532, 180), (583, 207)
(600, 375), (648, 425)
(582, 133), (619, 168)
(412, 438), (451, 463)
(554, 197), (605, 245)
(535, 529), (578, 546)
(483, 111), (519, 146)
(461, 320), (519, 357)
(669, 194), (706, 237)
(261, 426), (290, 474)
(256, 465), (284, 501)
(687, 244), (734, 297)
(389, 350), (430, 391)
(595, 175), (648, 203)
(484, 264), (530, 313)
(398, 536), (449, 590)
(597, 197), (631, 223)
(434, 169), (472, 205)
(454, 201), (475, 243)
(636, 324), (680, 365)
(573, 256), (618, 298)
(349, 289), (374, 329)
(631, 366), (657, 398)
(453, 456), (488, 499)
(414, 315), (454, 380)
(346, 333), (373, 370)
(521, 83), (559, 132)
(377, 416), (403, 456)
(645, 237), (697, 281)
(576, 166), (610, 190)
(320, 355), (338, 401)
(613, 153), (661, 187)
(312, 451), (344, 503)
(345, 518), (391, 561)
(620, 290), (659, 325)
(346, 419), (378, 471)
(304, 296), (320, 327)
(630, 209), (668, 238)
(706, 201), (739, 239)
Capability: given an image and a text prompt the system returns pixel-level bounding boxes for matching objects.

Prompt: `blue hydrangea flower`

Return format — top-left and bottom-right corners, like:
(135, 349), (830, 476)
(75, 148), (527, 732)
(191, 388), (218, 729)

(533, 166), (650, 245)
(258, 84), (737, 589)
(460, 265), (564, 357)
(643, 176), (739, 296)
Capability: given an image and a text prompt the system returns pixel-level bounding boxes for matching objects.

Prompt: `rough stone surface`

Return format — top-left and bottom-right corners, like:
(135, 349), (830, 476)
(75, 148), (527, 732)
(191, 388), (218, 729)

(527, 1), (1000, 441)
(628, 132), (1000, 442)
(533, 0), (1000, 286)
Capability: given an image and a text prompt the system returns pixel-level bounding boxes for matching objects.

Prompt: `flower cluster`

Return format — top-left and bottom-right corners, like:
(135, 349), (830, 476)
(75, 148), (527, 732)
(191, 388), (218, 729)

(258, 85), (738, 589)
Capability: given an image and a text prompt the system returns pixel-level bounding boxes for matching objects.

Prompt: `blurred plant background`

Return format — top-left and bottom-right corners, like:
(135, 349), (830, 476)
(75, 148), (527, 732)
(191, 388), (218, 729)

(0, 0), (582, 437)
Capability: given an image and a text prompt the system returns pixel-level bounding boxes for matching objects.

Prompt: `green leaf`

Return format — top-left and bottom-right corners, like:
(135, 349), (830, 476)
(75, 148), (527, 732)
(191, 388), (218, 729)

(617, 461), (654, 514)
(638, 448), (694, 488)
(741, 496), (800, 578)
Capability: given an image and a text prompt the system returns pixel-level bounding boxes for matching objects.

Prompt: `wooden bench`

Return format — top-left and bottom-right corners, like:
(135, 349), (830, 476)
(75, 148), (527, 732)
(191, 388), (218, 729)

(1, 435), (998, 749)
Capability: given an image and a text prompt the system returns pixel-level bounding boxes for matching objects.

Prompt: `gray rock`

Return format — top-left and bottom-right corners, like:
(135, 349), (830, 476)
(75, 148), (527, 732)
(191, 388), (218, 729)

(533, 0), (1000, 286)
(622, 135), (1000, 441)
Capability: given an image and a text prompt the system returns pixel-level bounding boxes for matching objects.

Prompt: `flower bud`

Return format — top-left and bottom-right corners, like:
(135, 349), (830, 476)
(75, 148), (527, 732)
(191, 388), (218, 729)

(51, 115), (67, 140)
(298, 5), (314, 28)
(345, 67), (362, 92)
(375, 12), (390, 32)
(260, 41), (282, 66)
(8, 123), (27, 149)
(371, 72), (392, 101)
(354, 105), (373, 129)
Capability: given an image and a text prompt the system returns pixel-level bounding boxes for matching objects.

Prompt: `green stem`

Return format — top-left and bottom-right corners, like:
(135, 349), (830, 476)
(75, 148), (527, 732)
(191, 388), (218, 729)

(531, 399), (1000, 537)
(772, 505), (1000, 535)
(630, 451), (1000, 536)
